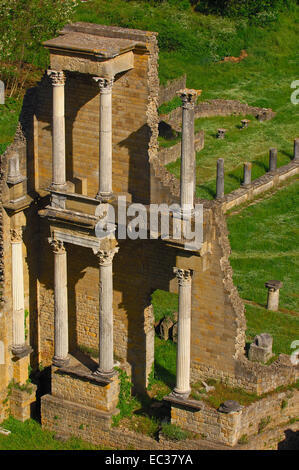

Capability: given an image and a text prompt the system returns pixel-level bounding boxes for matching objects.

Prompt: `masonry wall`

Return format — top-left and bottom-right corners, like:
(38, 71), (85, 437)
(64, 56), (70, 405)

(171, 388), (299, 447)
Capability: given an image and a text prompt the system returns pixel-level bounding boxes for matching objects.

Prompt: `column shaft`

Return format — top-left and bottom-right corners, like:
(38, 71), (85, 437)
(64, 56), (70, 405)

(216, 158), (224, 199)
(50, 239), (69, 366)
(95, 244), (119, 377)
(294, 138), (299, 161)
(181, 104), (195, 208)
(177, 89), (201, 211)
(48, 70), (66, 189)
(93, 77), (114, 200)
(99, 263), (114, 373)
(11, 231), (25, 351)
(173, 268), (193, 397)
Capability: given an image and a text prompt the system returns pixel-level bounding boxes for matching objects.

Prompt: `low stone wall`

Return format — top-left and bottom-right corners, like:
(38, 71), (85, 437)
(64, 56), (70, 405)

(158, 130), (204, 165)
(9, 384), (37, 422)
(160, 99), (276, 131)
(52, 368), (119, 413)
(171, 387), (299, 447)
(41, 384), (299, 449)
(41, 392), (229, 450)
(159, 75), (186, 106)
(221, 160), (299, 213)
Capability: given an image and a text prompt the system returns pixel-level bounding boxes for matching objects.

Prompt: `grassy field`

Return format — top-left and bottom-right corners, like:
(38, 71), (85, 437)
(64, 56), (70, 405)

(0, 416), (111, 450)
(227, 179), (299, 355)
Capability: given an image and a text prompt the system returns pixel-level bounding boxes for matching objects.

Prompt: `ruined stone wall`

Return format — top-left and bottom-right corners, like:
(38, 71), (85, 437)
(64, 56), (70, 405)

(41, 383), (299, 449)
(158, 130), (204, 166)
(51, 367), (119, 412)
(171, 387), (299, 447)
(160, 99), (276, 131)
(159, 75), (186, 106)
(0, 124), (38, 420)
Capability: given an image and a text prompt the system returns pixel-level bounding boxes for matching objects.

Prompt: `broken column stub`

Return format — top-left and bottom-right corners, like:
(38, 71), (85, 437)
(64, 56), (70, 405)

(265, 280), (283, 311)
(7, 152), (26, 185)
(218, 400), (243, 414)
(249, 333), (273, 363)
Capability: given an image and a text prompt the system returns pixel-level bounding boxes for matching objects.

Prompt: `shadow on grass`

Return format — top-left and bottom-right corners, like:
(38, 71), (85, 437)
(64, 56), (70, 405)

(252, 159), (268, 172)
(280, 150), (293, 161)
(154, 361), (176, 389)
(197, 184), (215, 198)
(227, 172), (242, 184)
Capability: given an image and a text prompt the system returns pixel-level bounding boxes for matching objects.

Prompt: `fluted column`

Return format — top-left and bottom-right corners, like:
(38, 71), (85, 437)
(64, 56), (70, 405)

(93, 77), (114, 201)
(11, 228), (27, 356)
(49, 239), (69, 367)
(94, 244), (119, 377)
(172, 267), (193, 398)
(177, 89), (201, 212)
(47, 70), (66, 190)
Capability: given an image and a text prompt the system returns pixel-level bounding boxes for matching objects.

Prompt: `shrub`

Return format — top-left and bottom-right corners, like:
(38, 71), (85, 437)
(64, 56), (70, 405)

(161, 423), (189, 441)
(195, 0), (295, 18)
(238, 434), (249, 444)
(112, 368), (138, 426)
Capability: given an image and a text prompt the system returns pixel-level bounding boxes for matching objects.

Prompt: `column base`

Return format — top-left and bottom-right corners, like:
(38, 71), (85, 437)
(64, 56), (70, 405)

(92, 367), (117, 380)
(241, 183), (251, 188)
(11, 344), (33, 359)
(52, 355), (70, 368)
(95, 192), (115, 203)
(171, 387), (191, 400)
(49, 182), (68, 192)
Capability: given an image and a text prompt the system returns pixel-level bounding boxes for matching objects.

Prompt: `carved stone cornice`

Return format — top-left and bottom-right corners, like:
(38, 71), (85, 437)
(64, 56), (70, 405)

(93, 76), (114, 93)
(96, 246), (119, 266)
(10, 228), (22, 243)
(47, 69), (66, 87)
(173, 267), (193, 286)
(177, 88), (202, 110)
(48, 238), (65, 254)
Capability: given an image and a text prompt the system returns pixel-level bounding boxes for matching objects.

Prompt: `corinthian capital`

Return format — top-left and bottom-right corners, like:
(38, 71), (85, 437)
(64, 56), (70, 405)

(96, 246), (119, 266)
(177, 88), (201, 109)
(47, 69), (66, 87)
(93, 76), (114, 93)
(173, 267), (193, 285)
(10, 228), (22, 243)
(48, 238), (65, 254)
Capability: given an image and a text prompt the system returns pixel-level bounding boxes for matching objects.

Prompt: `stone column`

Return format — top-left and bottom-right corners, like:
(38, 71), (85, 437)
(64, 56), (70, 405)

(11, 228), (29, 357)
(172, 267), (193, 398)
(49, 239), (69, 367)
(47, 70), (66, 190)
(265, 280), (283, 311)
(216, 158), (224, 199)
(242, 162), (252, 188)
(94, 244), (119, 377)
(177, 89), (200, 211)
(294, 138), (299, 161)
(93, 77), (114, 201)
(269, 148), (277, 172)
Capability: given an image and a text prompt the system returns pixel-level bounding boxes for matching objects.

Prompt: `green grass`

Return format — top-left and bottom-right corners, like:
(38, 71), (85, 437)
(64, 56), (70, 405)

(227, 180), (299, 353)
(167, 114), (294, 199)
(0, 98), (22, 154)
(0, 416), (111, 450)
(191, 380), (260, 409)
(151, 289), (178, 323)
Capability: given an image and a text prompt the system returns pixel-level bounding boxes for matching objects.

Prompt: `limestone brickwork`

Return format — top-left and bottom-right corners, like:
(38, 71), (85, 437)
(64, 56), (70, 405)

(171, 387), (299, 447)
